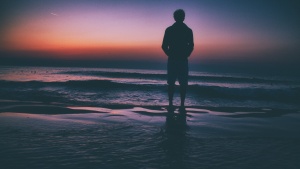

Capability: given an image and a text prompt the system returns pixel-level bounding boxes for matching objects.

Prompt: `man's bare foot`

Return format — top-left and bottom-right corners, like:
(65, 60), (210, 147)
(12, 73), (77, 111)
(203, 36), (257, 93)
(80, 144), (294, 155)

(179, 105), (186, 114)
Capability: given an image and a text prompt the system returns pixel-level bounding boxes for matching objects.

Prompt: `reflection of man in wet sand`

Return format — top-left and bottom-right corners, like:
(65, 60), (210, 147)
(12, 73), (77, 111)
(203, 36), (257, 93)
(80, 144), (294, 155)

(162, 9), (194, 108)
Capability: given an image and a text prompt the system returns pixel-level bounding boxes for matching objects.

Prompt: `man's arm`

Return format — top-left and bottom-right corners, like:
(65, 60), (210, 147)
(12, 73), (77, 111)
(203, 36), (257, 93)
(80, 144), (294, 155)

(162, 29), (170, 56)
(187, 29), (194, 57)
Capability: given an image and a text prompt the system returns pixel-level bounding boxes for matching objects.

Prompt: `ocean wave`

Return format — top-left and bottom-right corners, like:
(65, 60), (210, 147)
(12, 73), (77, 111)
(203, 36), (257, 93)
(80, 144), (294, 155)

(189, 85), (300, 102)
(57, 70), (298, 84)
(1, 80), (299, 103)
(0, 80), (131, 89)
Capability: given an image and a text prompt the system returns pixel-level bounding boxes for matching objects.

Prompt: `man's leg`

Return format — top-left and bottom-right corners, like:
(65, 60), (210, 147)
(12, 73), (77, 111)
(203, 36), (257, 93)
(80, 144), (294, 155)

(179, 59), (188, 108)
(168, 84), (175, 107)
(180, 84), (186, 107)
(167, 60), (176, 107)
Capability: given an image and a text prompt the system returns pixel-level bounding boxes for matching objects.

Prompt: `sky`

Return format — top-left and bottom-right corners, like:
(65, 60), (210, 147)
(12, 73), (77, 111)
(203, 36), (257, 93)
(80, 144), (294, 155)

(0, 0), (299, 72)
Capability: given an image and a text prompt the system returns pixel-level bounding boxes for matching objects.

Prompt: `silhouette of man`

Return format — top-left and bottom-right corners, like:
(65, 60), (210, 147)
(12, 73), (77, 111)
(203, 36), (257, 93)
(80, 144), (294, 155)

(162, 9), (194, 108)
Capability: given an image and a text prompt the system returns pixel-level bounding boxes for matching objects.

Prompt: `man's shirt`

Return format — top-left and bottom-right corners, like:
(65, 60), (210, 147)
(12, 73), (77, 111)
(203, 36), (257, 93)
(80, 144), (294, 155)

(162, 22), (194, 60)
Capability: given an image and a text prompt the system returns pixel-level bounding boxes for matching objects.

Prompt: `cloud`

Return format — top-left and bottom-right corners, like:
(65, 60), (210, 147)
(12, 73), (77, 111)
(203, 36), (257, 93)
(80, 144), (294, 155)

(50, 13), (58, 16)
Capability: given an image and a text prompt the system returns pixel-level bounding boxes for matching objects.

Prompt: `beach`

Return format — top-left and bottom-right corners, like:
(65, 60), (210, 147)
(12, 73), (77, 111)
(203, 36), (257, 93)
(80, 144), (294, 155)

(1, 66), (300, 169)
(1, 100), (300, 169)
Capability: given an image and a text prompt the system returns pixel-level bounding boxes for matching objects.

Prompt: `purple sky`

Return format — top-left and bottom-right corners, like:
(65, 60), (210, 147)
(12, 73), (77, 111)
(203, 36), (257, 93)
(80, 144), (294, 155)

(0, 0), (299, 70)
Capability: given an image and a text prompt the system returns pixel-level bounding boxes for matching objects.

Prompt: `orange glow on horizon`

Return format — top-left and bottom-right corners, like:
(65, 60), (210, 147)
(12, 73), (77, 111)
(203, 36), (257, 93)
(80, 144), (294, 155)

(1, 3), (291, 62)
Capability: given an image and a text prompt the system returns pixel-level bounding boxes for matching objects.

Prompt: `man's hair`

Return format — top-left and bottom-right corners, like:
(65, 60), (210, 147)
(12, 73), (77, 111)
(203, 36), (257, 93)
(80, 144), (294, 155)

(173, 9), (185, 22)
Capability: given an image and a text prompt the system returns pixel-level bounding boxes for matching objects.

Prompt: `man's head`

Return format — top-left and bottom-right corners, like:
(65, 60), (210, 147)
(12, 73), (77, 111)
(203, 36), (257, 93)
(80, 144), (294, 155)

(173, 9), (185, 22)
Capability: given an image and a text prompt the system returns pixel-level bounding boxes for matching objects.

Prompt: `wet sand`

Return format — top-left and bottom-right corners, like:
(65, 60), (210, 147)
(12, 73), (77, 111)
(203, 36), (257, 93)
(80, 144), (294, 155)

(0, 102), (300, 169)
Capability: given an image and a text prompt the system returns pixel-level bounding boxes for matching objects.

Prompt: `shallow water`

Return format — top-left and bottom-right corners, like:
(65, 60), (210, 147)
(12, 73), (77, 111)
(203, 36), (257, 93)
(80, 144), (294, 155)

(1, 66), (300, 168)
(0, 105), (300, 169)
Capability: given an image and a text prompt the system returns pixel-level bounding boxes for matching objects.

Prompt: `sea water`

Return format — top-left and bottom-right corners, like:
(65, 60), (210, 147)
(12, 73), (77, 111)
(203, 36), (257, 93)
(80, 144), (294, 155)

(1, 66), (300, 169)
(0, 66), (299, 109)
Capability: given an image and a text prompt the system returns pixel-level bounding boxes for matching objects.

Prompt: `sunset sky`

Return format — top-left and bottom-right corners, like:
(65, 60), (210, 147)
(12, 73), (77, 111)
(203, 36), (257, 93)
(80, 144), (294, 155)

(0, 0), (299, 70)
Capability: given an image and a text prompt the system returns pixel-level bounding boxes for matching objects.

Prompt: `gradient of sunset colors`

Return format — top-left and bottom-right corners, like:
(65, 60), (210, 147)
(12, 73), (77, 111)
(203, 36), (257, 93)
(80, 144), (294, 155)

(0, 0), (299, 67)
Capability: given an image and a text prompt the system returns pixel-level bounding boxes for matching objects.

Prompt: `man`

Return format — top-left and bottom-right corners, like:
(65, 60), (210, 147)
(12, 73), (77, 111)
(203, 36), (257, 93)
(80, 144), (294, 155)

(162, 9), (194, 108)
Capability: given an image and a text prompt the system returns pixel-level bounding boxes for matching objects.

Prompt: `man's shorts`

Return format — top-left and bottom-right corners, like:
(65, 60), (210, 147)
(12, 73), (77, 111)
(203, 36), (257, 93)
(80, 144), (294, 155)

(167, 59), (188, 86)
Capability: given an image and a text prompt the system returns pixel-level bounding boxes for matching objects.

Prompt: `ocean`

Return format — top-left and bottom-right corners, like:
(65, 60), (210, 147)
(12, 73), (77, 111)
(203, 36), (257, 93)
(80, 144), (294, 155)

(0, 66), (299, 109)
(1, 66), (300, 169)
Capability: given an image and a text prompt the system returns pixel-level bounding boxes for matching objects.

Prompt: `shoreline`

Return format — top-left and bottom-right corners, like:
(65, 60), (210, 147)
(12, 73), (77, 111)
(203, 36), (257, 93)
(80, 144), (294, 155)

(1, 101), (300, 168)
(0, 99), (298, 118)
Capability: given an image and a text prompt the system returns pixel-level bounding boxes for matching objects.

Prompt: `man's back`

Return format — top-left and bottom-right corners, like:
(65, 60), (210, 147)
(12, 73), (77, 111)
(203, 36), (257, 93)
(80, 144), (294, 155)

(162, 22), (194, 60)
